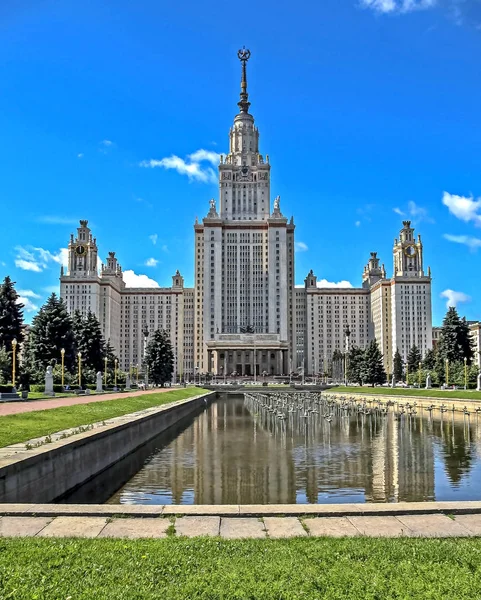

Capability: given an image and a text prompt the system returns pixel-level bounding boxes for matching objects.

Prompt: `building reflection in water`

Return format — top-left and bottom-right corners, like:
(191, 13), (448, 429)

(107, 394), (481, 505)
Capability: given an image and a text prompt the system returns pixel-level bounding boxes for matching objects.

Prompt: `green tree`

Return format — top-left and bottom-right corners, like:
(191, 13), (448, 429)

(27, 294), (76, 379)
(437, 307), (474, 365)
(361, 340), (386, 387)
(0, 276), (25, 375)
(393, 348), (403, 383)
(73, 310), (106, 374)
(346, 346), (364, 384)
(422, 348), (436, 371)
(0, 345), (11, 384)
(144, 329), (174, 387)
(406, 345), (422, 374)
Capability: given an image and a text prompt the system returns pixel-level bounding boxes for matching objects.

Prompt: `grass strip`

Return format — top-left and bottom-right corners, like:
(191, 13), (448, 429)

(0, 388), (208, 448)
(0, 536), (480, 599)
(330, 385), (481, 400)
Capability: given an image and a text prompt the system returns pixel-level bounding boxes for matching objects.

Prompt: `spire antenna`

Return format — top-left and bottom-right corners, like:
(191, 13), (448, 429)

(237, 47), (251, 114)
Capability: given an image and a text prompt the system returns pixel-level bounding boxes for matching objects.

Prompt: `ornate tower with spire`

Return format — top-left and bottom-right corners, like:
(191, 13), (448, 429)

(194, 49), (296, 376)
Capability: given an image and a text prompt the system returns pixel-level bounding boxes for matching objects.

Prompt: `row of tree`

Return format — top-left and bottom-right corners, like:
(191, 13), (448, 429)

(344, 306), (479, 387)
(0, 277), (174, 387)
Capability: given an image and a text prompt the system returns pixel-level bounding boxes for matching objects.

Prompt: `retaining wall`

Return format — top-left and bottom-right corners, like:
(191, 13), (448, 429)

(0, 392), (214, 504)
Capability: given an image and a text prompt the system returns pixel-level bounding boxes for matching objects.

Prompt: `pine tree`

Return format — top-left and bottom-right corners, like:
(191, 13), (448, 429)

(407, 345), (422, 373)
(393, 348), (403, 382)
(437, 307), (474, 364)
(73, 310), (105, 373)
(28, 294), (76, 377)
(0, 276), (25, 374)
(361, 340), (386, 387)
(145, 329), (174, 387)
(0, 345), (11, 384)
(422, 348), (436, 371)
(346, 346), (364, 384)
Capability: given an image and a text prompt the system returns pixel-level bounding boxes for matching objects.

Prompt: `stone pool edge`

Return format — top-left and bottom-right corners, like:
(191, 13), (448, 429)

(1, 501), (481, 518)
(0, 391), (215, 504)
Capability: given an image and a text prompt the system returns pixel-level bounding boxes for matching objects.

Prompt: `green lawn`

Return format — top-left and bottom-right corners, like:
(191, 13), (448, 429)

(0, 388), (208, 448)
(0, 537), (480, 599)
(329, 385), (481, 400)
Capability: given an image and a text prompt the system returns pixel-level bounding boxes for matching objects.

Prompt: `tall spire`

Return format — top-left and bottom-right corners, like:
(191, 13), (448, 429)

(237, 47), (251, 114)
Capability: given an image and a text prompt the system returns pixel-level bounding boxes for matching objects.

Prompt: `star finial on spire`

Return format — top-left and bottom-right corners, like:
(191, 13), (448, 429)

(237, 47), (251, 114)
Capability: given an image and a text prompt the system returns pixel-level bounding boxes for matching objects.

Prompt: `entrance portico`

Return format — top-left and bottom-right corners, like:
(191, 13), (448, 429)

(206, 334), (289, 376)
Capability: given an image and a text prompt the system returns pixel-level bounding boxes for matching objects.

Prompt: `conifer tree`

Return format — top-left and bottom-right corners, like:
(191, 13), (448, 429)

(393, 348), (403, 382)
(422, 348), (436, 371)
(0, 277), (25, 374)
(28, 294), (76, 376)
(145, 329), (174, 387)
(73, 310), (105, 373)
(346, 346), (364, 384)
(361, 340), (386, 386)
(437, 307), (474, 364)
(406, 345), (422, 373)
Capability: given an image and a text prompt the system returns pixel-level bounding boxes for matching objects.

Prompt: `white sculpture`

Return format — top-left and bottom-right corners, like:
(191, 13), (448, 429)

(96, 371), (103, 393)
(425, 373), (432, 389)
(125, 374), (131, 391)
(274, 196), (280, 211)
(477, 373), (481, 392)
(209, 198), (216, 212)
(45, 366), (54, 396)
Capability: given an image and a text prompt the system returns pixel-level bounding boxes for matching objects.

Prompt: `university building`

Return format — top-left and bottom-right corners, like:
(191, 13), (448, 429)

(60, 50), (433, 379)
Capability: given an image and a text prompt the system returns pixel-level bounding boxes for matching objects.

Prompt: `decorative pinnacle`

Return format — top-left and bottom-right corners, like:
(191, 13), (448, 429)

(237, 47), (251, 114)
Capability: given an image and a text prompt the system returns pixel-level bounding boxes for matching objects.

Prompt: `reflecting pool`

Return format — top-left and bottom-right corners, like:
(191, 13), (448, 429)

(68, 393), (481, 505)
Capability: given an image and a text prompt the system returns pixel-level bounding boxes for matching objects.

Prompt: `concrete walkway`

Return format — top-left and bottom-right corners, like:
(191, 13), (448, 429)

(0, 387), (175, 417)
(2, 513), (481, 539)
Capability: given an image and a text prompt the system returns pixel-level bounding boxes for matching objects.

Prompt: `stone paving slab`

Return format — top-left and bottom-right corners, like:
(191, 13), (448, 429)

(37, 516), (107, 538)
(220, 518), (266, 539)
(0, 516), (52, 537)
(175, 516), (220, 537)
(348, 516), (412, 537)
(264, 517), (307, 538)
(305, 517), (361, 537)
(396, 514), (472, 537)
(163, 504), (239, 516)
(99, 518), (169, 539)
(453, 514), (481, 535)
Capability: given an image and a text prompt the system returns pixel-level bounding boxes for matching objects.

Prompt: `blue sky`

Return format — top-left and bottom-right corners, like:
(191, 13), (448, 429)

(1, 0), (481, 325)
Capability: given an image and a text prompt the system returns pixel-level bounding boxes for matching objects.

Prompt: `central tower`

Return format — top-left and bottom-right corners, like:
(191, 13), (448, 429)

(194, 49), (295, 377)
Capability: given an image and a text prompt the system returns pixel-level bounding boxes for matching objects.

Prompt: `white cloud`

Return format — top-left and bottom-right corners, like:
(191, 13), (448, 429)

(295, 241), (308, 252)
(140, 148), (220, 184)
(296, 280), (354, 289)
(17, 289), (41, 299)
(37, 216), (78, 225)
(101, 140), (113, 147)
(14, 246), (68, 272)
(149, 234), (158, 245)
(123, 270), (160, 288)
(440, 289), (471, 309)
(443, 234), (481, 251)
(355, 221), (361, 227)
(442, 192), (481, 227)
(145, 258), (159, 267)
(77, 153), (84, 159)
(317, 279), (353, 289)
(393, 207), (406, 216)
(392, 201), (433, 223)
(16, 290), (41, 312)
(360, 0), (437, 14)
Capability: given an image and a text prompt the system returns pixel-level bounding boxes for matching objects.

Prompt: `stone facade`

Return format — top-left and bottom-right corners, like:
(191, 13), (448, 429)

(59, 51), (433, 379)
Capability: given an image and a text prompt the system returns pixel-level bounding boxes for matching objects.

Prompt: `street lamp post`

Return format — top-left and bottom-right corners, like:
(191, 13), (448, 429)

(78, 352), (82, 388)
(445, 358), (449, 388)
(136, 363), (139, 386)
(406, 364), (409, 386)
(464, 357), (468, 390)
(104, 356), (108, 388)
(114, 359), (118, 389)
(11, 338), (17, 388)
(60, 348), (65, 389)
(418, 361), (422, 389)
